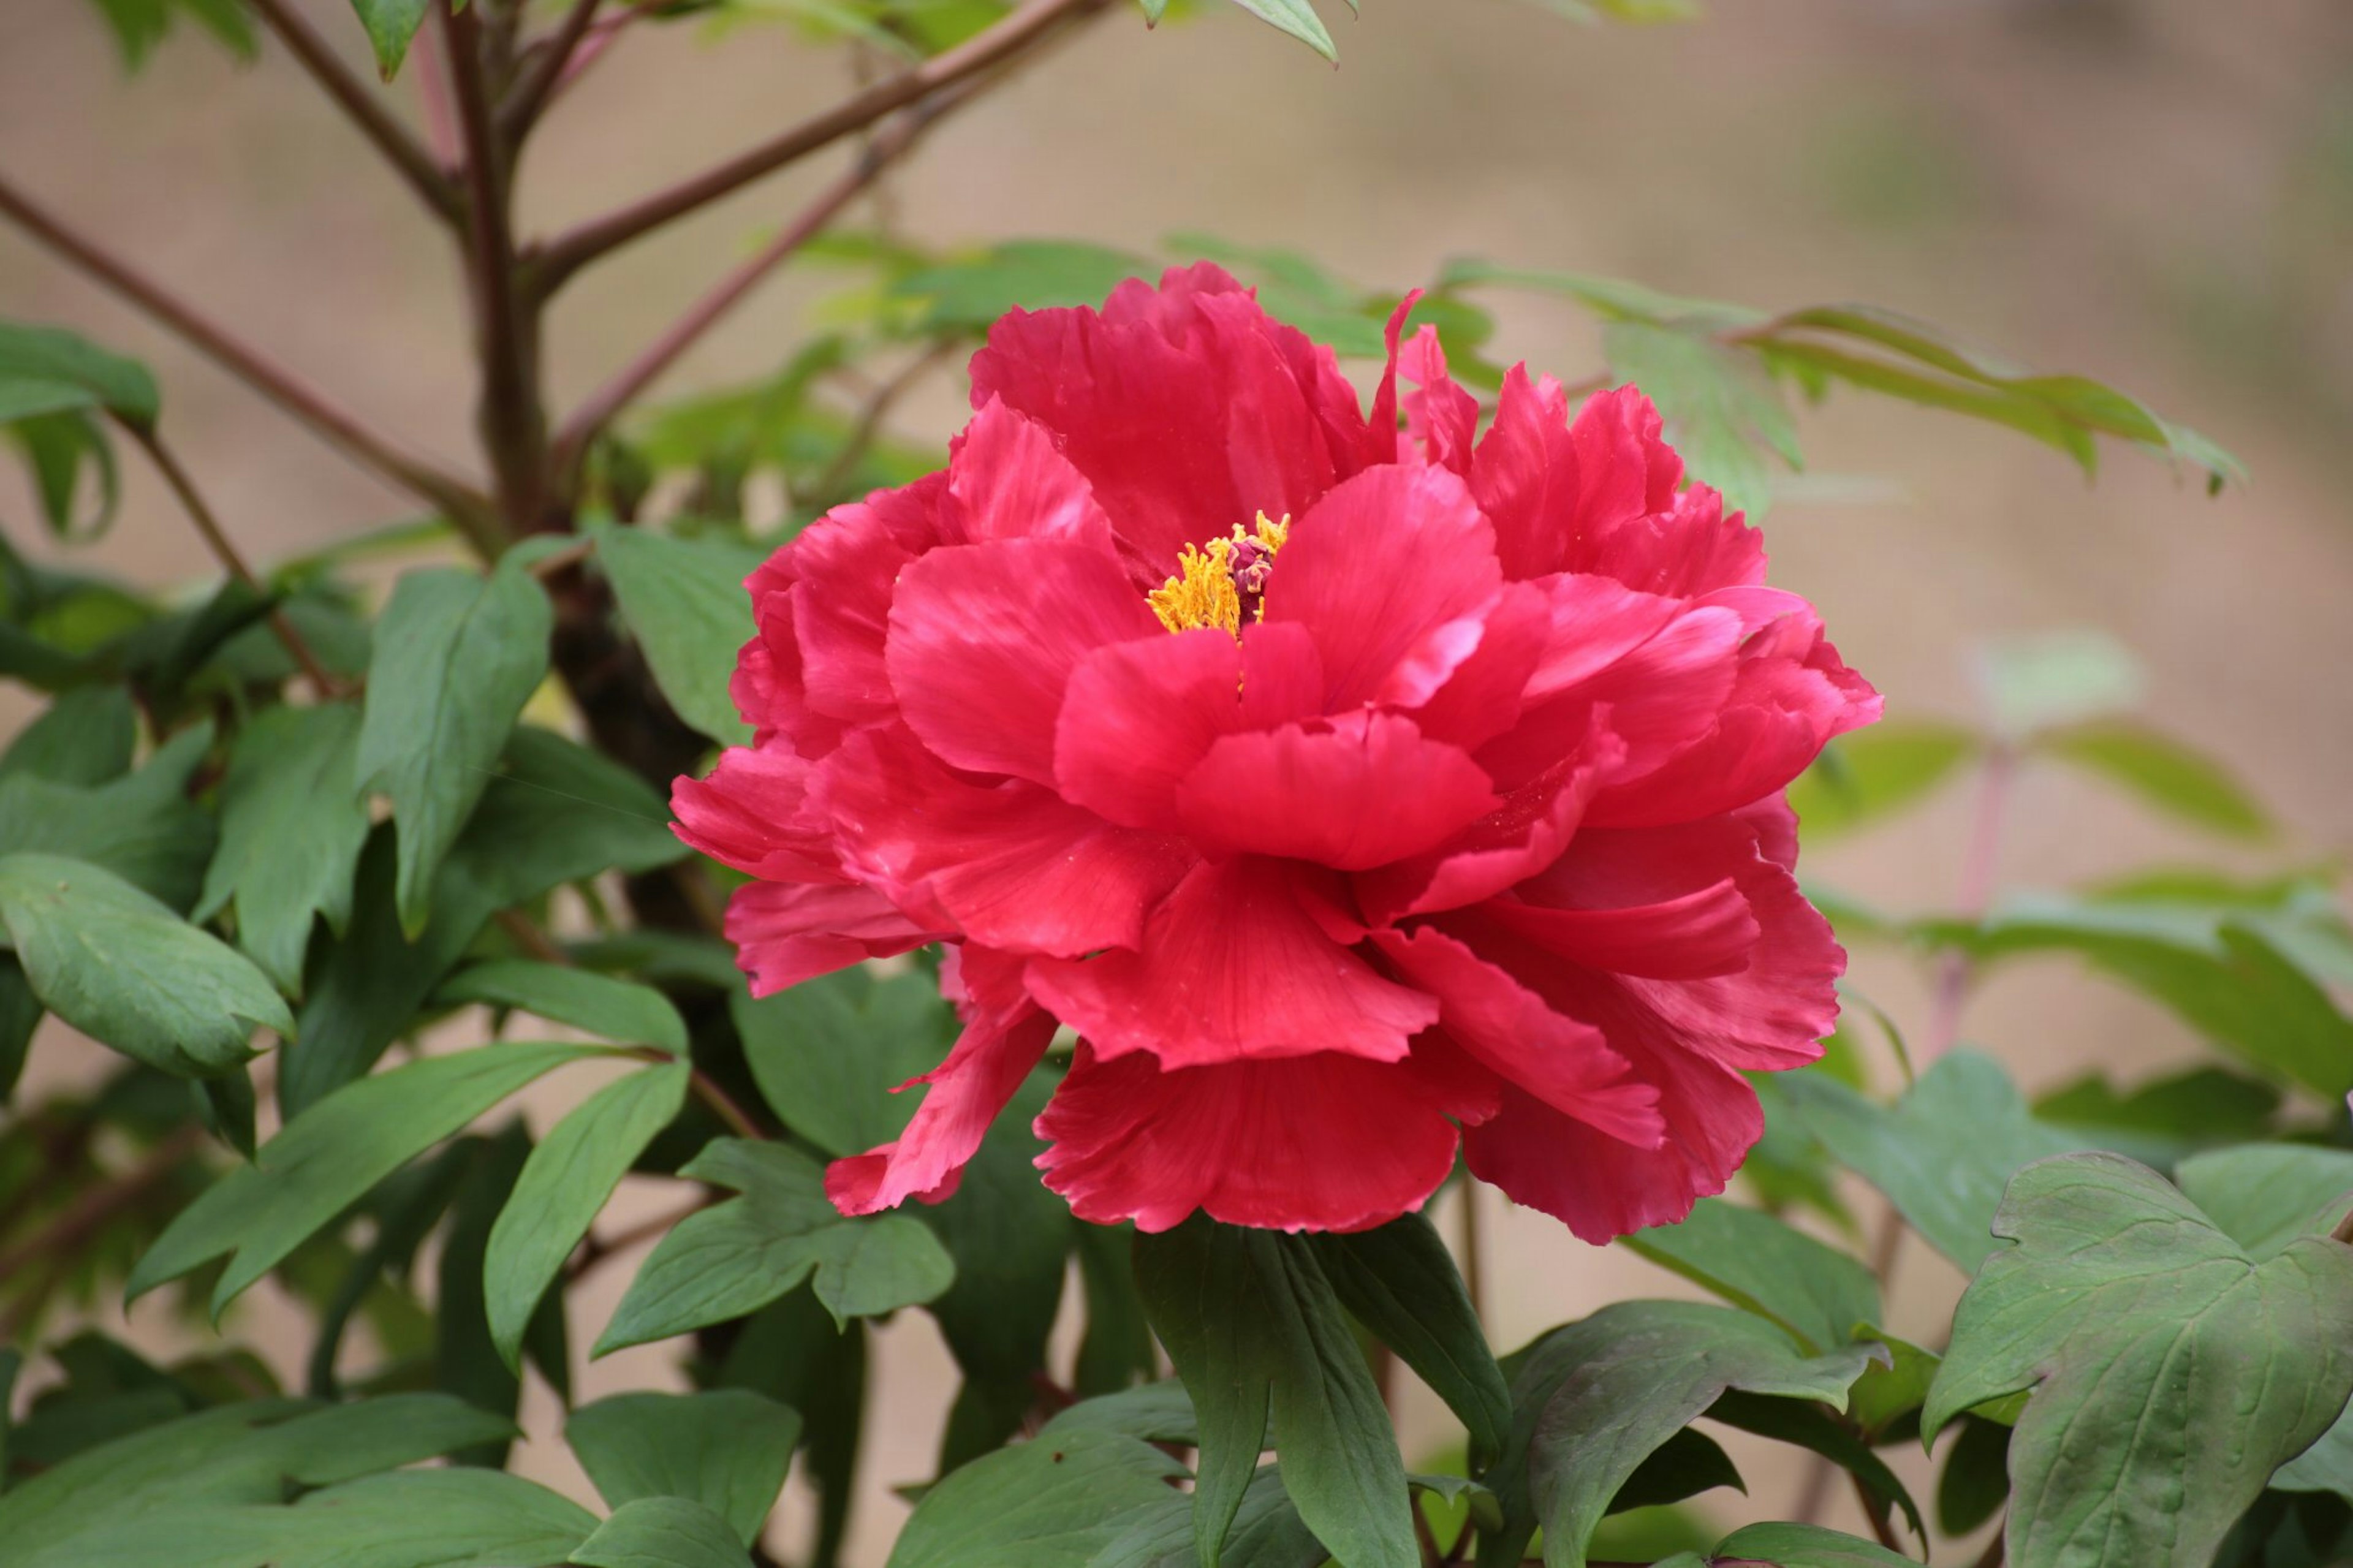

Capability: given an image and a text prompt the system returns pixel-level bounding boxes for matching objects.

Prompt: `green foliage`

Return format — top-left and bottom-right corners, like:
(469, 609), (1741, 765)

(567, 1390), (803, 1548)
(733, 963), (956, 1156)
(1622, 1197), (1881, 1355)
(80, 0), (256, 69)
(591, 521), (764, 747)
(1924, 1153), (2353, 1568)
(347, 0), (434, 79)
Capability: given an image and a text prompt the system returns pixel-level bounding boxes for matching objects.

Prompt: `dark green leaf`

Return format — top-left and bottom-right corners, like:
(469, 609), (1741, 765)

(887, 1428), (1189, 1568)
(80, 0), (256, 67)
(433, 1127), (532, 1464)
(1136, 1219), (1418, 1568)
(1607, 1427), (1743, 1514)
(2038, 719), (2271, 838)
(593, 521), (763, 746)
(1922, 1153), (2353, 1568)
(1481, 1300), (1877, 1568)
(1935, 1415), (2012, 1536)
(0, 720), (214, 909)
(129, 1041), (604, 1311)
(2173, 1144), (2353, 1262)
(597, 1139), (955, 1354)
(570, 1496), (754, 1568)
(1093, 1464), (1332, 1568)
(1777, 1048), (2085, 1271)
(2275, 1407), (2353, 1507)
(0, 683), (135, 783)
(0, 851), (288, 1078)
(487, 1061), (690, 1369)
(1786, 722), (1980, 843)
(1073, 1220), (1159, 1396)
(438, 959), (688, 1052)
(567, 1390), (803, 1548)
(1039, 1380), (1200, 1445)
(194, 703), (371, 996)
(253, 1467), (599, 1568)
(1843, 1328), (1939, 1437)
(7, 411), (122, 540)
(733, 964), (955, 1157)
(708, 1291), (865, 1568)
(2034, 1065), (2282, 1166)
(0, 318), (160, 427)
(347, 0), (432, 77)
(1707, 1392), (1925, 1545)
(355, 562), (553, 937)
(1623, 1198), (1880, 1355)
(1308, 1212), (1511, 1464)
(1710, 1521), (1919, 1567)
(0, 954), (36, 1099)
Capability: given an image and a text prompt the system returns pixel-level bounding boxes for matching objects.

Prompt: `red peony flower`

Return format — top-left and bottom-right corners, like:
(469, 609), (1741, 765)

(671, 264), (1879, 1242)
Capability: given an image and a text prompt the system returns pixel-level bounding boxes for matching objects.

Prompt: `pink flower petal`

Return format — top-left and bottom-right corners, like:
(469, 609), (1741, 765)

(670, 747), (841, 882)
(942, 396), (1118, 552)
(727, 880), (940, 998)
(828, 1004), (1057, 1214)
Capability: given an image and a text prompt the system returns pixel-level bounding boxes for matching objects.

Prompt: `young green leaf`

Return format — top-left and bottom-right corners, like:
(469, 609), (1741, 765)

(1479, 1300), (1879, 1568)
(592, 522), (764, 747)
(485, 1061), (690, 1370)
(355, 562), (553, 937)
(1307, 1212), (1512, 1466)
(897, 241), (1155, 330)
(0, 719), (214, 909)
(2036, 719), (2272, 839)
(194, 703), (373, 997)
(129, 1041), (604, 1312)
(0, 683), (135, 784)
(79, 0), (257, 69)
(1135, 1219), (1419, 1568)
(596, 1139), (955, 1354)
(1777, 1048), (2086, 1271)
(0, 852), (289, 1078)
(1923, 1152), (2353, 1568)
(566, 1390), (803, 1548)
(1623, 1198), (1881, 1355)
(0, 319), (161, 428)
(438, 959), (689, 1053)
(1604, 320), (1799, 518)
(1786, 722), (1980, 843)
(733, 964), (956, 1157)
(347, 0), (433, 78)
(569, 1495), (756, 1568)
(887, 1428), (1189, 1568)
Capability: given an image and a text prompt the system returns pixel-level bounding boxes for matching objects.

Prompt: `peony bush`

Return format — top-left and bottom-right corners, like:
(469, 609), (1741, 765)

(0, 6), (2346, 1568)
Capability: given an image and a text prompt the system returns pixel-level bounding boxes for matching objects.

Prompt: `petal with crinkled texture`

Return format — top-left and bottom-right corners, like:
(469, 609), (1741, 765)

(829, 1006), (1057, 1213)
(789, 475), (945, 730)
(1025, 857), (1438, 1069)
(824, 725), (1193, 957)
(1034, 1043), (1466, 1233)
(670, 746), (841, 882)
(943, 396), (1118, 552)
(887, 539), (1164, 787)
(727, 880), (941, 998)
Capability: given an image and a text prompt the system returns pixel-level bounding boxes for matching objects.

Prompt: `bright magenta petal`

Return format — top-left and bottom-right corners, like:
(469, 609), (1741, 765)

(944, 396), (1117, 551)
(1035, 1044), (1463, 1233)
(824, 726), (1193, 957)
(1025, 857), (1438, 1069)
(828, 1004), (1056, 1214)
(670, 746), (839, 882)
(1055, 627), (1246, 832)
(887, 539), (1163, 786)
(789, 475), (945, 729)
(727, 880), (939, 998)
(1177, 711), (1499, 871)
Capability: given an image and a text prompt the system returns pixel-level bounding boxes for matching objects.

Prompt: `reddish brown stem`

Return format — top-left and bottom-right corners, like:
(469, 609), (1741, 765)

(529, 0), (1110, 290)
(1926, 743), (2016, 1058)
(501, 0), (605, 142)
(0, 172), (494, 537)
(248, 0), (462, 221)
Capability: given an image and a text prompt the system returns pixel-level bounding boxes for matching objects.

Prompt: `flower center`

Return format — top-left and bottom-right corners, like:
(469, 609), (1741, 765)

(1148, 512), (1290, 638)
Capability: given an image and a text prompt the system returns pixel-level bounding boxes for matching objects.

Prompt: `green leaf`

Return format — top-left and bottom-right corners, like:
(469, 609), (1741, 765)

(7, 410), (122, 539)
(1039, 1380), (1200, 1445)
(1786, 722), (1980, 843)
(1223, 0), (1339, 58)
(0, 318), (160, 428)
(1970, 629), (2142, 741)
(1480, 1300), (1877, 1568)
(1707, 1392), (1925, 1545)
(1777, 1048), (2086, 1271)
(257, 1467), (599, 1568)
(2173, 1143), (2353, 1262)
(1623, 1198), (1881, 1355)
(593, 522), (763, 746)
(733, 964), (956, 1157)
(596, 1138), (955, 1354)
(438, 959), (688, 1052)
(0, 720), (216, 909)
(347, 0), (433, 77)
(80, 0), (256, 68)
(1438, 261), (1762, 332)
(2274, 1407), (2353, 1507)
(1935, 1415), (2012, 1536)
(0, 683), (135, 784)
(567, 1391), (803, 1548)
(129, 1041), (602, 1311)
(432, 1127), (534, 1462)
(896, 241), (1154, 329)
(1308, 1212), (1512, 1465)
(194, 703), (371, 996)
(0, 1395), (517, 1566)
(887, 1428), (1190, 1568)
(1710, 1521), (1919, 1567)
(2036, 719), (2272, 839)
(0, 851), (289, 1078)
(2034, 1064), (2282, 1166)
(708, 1292), (866, 1568)
(1934, 893), (2353, 1097)
(355, 562), (553, 937)
(1844, 1327), (1940, 1438)
(1605, 320), (1798, 517)
(1922, 1152), (2353, 1568)
(1135, 1219), (1418, 1568)
(1093, 1464), (1332, 1568)
(569, 1495), (757, 1568)
(1074, 1220), (1159, 1396)
(486, 1061), (689, 1370)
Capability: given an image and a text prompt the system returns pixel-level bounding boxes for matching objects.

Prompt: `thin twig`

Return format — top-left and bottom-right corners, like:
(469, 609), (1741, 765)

(1925, 743), (2016, 1058)
(530, 0), (1112, 290)
(805, 339), (956, 509)
(0, 1122), (207, 1332)
(123, 422), (343, 695)
(525, 536), (597, 580)
(1457, 1181), (1487, 1326)
(549, 94), (964, 469)
(566, 1193), (711, 1281)
(0, 172), (495, 537)
(690, 1066), (766, 1142)
(247, 0), (461, 221)
(442, 1), (545, 536)
(501, 0), (604, 141)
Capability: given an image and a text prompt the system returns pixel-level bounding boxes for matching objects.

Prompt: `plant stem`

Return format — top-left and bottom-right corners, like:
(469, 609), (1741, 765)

(1457, 1180), (1486, 1325)
(123, 422), (344, 695)
(529, 0), (1112, 290)
(1925, 743), (2015, 1058)
(442, 1), (546, 538)
(501, 0), (604, 142)
(690, 1067), (767, 1142)
(2333, 1207), (2353, 1246)
(549, 93), (963, 472)
(0, 1121), (208, 1338)
(0, 172), (496, 537)
(805, 339), (957, 509)
(247, 0), (462, 221)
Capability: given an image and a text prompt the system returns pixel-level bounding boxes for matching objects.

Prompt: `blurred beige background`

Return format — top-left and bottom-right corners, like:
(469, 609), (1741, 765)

(3, 0), (2351, 1560)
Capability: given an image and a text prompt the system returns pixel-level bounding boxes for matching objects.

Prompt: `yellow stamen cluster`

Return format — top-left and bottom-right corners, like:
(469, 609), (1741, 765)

(1147, 513), (1291, 637)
